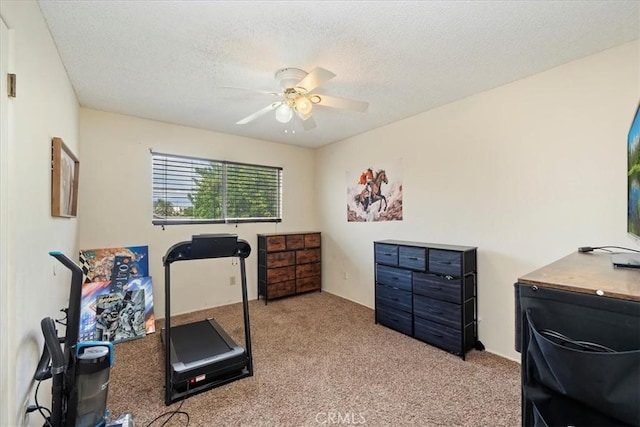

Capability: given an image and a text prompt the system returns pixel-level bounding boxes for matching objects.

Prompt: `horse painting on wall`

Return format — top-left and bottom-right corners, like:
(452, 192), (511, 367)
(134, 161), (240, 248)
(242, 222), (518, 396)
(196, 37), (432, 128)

(347, 159), (403, 222)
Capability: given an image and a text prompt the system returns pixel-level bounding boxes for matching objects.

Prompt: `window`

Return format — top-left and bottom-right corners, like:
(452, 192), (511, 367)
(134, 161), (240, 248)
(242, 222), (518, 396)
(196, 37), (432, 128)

(152, 152), (282, 225)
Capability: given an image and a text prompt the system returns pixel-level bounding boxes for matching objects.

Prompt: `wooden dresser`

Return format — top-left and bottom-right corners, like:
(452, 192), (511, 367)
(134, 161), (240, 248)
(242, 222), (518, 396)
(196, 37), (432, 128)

(515, 252), (640, 426)
(257, 232), (321, 304)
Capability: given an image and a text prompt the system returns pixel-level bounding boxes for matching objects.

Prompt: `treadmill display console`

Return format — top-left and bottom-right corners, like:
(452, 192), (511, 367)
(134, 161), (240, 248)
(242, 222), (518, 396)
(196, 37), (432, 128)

(164, 234), (251, 265)
(191, 234), (239, 259)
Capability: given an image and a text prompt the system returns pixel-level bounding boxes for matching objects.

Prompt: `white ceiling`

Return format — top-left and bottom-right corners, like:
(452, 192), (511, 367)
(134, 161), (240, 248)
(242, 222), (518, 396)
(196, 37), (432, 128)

(38, 1), (639, 149)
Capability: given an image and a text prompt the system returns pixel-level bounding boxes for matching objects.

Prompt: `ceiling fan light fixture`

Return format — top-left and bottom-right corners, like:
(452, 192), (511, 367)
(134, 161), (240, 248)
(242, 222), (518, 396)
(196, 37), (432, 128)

(234, 66), (366, 129)
(275, 103), (293, 123)
(294, 95), (313, 116)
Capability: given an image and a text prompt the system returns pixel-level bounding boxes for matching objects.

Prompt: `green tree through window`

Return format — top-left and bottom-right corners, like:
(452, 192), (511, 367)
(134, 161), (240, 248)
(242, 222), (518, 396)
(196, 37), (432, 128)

(153, 198), (175, 217)
(188, 163), (223, 219)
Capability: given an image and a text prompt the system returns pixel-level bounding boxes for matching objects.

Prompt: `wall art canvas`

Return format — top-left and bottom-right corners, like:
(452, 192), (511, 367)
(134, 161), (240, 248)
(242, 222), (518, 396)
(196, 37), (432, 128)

(347, 159), (403, 222)
(94, 289), (146, 342)
(79, 276), (156, 343)
(79, 245), (149, 283)
(78, 245), (155, 344)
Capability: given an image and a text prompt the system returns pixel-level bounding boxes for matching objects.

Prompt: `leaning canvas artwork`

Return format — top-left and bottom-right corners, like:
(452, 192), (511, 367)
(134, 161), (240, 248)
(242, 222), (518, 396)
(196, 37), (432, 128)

(78, 246), (155, 344)
(347, 159), (403, 222)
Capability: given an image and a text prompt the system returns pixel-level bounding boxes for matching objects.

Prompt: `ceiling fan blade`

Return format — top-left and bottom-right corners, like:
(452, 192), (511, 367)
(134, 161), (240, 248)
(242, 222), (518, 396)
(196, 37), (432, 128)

(295, 67), (336, 93)
(219, 86), (281, 97)
(236, 101), (282, 125)
(313, 94), (369, 112)
(301, 115), (317, 131)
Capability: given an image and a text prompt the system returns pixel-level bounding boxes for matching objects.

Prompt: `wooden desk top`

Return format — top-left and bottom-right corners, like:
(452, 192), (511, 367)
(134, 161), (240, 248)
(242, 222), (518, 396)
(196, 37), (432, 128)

(518, 251), (640, 301)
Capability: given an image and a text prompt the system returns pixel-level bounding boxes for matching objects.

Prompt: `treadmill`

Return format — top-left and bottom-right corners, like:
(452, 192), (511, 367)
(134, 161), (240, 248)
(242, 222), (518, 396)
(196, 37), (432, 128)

(162, 234), (253, 405)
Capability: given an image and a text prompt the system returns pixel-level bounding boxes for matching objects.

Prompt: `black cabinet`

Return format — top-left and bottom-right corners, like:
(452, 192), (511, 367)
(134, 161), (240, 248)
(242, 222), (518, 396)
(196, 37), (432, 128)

(374, 240), (480, 359)
(515, 252), (640, 426)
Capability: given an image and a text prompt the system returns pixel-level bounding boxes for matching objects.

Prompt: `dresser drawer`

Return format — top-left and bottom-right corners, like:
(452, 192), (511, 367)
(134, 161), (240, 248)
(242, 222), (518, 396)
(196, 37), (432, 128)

(413, 273), (461, 303)
(266, 236), (286, 251)
(304, 233), (321, 248)
(376, 265), (412, 291)
(429, 249), (462, 277)
(296, 248), (321, 264)
(414, 294), (460, 329)
(266, 251), (295, 268)
(414, 316), (461, 355)
(296, 276), (321, 293)
(267, 280), (296, 298)
(266, 266), (295, 283)
(296, 262), (320, 279)
(399, 246), (426, 271)
(375, 243), (398, 266)
(286, 234), (304, 250)
(376, 284), (412, 313)
(376, 304), (412, 336)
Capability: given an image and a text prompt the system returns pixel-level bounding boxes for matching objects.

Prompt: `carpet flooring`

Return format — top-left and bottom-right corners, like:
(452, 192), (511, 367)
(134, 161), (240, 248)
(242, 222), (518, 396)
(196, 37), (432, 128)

(106, 292), (520, 426)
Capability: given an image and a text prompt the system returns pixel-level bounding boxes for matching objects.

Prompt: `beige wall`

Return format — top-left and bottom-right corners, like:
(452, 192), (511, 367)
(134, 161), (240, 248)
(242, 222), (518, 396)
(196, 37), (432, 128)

(316, 40), (640, 361)
(78, 109), (318, 315)
(0, 1), (80, 425)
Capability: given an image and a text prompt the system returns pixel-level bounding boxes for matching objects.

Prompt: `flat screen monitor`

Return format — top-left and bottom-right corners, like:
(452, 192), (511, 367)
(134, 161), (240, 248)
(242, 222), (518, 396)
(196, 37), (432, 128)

(619, 103), (640, 268)
(628, 103), (640, 244)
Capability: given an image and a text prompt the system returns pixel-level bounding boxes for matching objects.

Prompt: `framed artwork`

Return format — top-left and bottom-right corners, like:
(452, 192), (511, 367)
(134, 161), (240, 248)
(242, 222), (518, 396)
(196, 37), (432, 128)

(51, 137), (79, 217)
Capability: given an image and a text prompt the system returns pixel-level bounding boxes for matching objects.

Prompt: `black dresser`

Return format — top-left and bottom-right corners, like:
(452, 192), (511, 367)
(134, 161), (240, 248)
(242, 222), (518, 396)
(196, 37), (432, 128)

(374, 240), (481, 360)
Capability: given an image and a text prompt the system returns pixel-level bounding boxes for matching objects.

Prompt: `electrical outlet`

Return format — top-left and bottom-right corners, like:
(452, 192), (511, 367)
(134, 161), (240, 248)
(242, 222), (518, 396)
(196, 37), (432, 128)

(343, 272), (348, 280)
(230, 276), (236, 286)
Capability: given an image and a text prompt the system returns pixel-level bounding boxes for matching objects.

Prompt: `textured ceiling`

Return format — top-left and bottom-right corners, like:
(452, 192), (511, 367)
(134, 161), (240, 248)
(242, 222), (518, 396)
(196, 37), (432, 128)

(38, 1), (640, 148)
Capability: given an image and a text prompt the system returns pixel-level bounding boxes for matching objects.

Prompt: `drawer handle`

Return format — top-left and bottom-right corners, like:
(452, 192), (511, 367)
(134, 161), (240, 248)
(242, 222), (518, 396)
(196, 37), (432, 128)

(391, 297), (399, 301)
(428, 286), (443, 290)
(428, 309), (443, 315)
(408, 256), (418, 260)
(431, 333), (444, 338)
(384, 253), (393, 257)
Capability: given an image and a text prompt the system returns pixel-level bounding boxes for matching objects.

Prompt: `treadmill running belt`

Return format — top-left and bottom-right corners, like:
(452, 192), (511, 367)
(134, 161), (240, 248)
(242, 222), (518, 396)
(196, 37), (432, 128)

(171, 320), (232, 364)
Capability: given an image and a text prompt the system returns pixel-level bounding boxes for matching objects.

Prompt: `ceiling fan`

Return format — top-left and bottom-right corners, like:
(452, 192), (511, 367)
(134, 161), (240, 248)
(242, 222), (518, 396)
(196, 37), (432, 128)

(234, 67), (368, 130)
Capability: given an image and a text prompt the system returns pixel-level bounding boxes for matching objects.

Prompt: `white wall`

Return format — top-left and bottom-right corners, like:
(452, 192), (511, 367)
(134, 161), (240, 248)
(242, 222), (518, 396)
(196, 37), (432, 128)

(78, 109), (318, 316)
(0, 1), (80, 426)
(316, 40), (640, 361)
